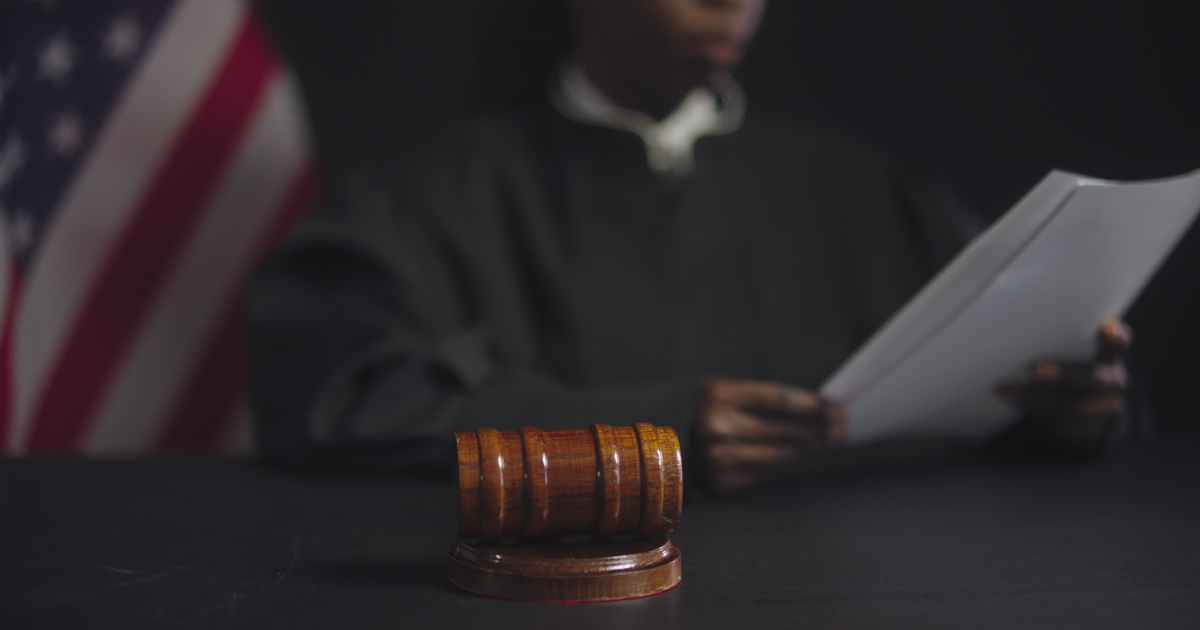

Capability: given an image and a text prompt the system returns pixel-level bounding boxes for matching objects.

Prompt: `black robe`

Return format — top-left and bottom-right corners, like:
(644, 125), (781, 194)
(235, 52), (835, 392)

(245, 104), (976, 471)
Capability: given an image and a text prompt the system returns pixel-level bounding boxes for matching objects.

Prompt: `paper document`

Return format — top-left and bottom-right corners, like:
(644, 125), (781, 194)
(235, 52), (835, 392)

(821, 167), (1200, 444)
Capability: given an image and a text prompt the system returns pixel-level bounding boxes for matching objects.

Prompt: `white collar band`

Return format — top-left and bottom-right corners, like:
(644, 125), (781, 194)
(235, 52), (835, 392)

(551, 63), (746, 177)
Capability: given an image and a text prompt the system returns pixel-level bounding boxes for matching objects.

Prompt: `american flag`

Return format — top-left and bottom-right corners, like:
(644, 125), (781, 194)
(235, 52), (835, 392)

(0, 0), (319, 454)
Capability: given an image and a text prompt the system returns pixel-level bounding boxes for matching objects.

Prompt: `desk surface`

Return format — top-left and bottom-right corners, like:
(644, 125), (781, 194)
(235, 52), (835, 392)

(2, 440), (1198, 630)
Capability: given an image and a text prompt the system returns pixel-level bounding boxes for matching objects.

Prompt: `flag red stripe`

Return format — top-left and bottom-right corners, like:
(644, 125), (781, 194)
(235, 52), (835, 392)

(155, 161), (319, 451)
(25, 14), (278, 451)
(0, 270), (24, 452)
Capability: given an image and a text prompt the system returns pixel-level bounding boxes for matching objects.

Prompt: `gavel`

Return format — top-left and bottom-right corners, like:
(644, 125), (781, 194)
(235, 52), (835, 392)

(455, 423), (683, 539)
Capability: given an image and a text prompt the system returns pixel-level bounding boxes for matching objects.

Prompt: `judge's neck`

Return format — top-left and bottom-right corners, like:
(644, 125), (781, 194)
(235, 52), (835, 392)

(578, 56), (691, 122)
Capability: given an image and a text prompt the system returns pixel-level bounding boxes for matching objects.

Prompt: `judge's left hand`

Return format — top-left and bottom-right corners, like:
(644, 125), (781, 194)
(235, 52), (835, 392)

(997, 318), (1131, 454)
(692, 378), (848, 495)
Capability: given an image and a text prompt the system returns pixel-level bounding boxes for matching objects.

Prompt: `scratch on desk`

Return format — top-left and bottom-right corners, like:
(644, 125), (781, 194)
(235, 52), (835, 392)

(277, 532), (301, 585)
(240, 533), (302, 600)
(112, 566), (191, 588)
(100, 566), (140, 574)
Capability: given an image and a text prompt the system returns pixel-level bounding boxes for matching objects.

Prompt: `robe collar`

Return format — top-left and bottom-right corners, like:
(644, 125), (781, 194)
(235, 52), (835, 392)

(551, 62), (746, 177)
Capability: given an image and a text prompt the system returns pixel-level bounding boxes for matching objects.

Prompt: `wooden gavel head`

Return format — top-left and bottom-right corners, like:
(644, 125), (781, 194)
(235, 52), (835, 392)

(455, 423), (683, 539)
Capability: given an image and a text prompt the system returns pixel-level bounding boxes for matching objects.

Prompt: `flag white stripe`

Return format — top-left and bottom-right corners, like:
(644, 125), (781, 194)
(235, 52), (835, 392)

(10, 0), (243, 451)
(84, 75), (306, 453)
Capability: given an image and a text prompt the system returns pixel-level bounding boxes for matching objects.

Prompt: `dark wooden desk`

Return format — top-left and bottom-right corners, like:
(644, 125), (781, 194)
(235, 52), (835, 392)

(2, 440), (1198, 629)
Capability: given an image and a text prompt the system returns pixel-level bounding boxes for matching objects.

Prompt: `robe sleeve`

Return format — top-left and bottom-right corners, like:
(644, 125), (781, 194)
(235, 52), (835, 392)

(897, 161), (985, 275)
(245, 166), (698, 472)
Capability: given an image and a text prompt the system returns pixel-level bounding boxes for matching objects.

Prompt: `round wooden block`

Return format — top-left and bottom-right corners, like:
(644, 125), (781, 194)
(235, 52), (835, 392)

(447, 536), (682, 603)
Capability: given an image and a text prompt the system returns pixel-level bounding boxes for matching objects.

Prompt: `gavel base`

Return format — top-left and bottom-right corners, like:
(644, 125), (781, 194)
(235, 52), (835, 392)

(447, 536), (681, 602)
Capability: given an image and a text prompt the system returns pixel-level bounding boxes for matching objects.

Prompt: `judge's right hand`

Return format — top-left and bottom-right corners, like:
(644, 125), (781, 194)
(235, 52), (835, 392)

(693, 378), (848, 495)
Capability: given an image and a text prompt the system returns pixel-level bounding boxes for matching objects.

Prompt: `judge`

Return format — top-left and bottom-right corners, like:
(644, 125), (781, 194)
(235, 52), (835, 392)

(246, 0), (1129, 493)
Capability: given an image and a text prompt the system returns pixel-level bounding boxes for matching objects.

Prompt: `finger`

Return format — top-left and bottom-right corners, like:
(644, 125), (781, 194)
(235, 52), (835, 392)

(779, 387), (822, 415)
(1096, 318), (1132, 363)
(1068, 394), (1124, 418)
(701, 408), (819, 442)
(703, 379), (820, 416)
(1026, 392), (1123, 437)
(1032, 392), (1124, 418)
(1028, 359), (1128, 395)
(705, 441), (809, 471)
(998, 371), (1125, 419)
(824, 400), (849, 443)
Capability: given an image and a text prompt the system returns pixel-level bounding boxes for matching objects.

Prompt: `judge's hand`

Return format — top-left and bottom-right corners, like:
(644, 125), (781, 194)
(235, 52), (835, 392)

(997, 318), (1131, 455)
(693, 378), (847, 495)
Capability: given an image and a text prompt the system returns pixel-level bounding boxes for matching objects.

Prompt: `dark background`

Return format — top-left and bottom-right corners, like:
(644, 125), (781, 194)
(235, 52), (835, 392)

(252, 0), (1200, 434)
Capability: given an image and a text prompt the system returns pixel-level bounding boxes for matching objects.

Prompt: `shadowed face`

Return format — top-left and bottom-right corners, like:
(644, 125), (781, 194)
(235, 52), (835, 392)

(571, 0), (766, 116)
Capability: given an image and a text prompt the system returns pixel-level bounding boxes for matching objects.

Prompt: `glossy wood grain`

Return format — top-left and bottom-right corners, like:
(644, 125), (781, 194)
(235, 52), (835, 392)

(455, 424), (684, 539)
(447, 536), (682, 602)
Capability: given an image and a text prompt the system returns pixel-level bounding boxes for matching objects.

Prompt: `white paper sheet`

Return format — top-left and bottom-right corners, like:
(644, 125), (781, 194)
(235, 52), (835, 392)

(821, 167), (1200, 444)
